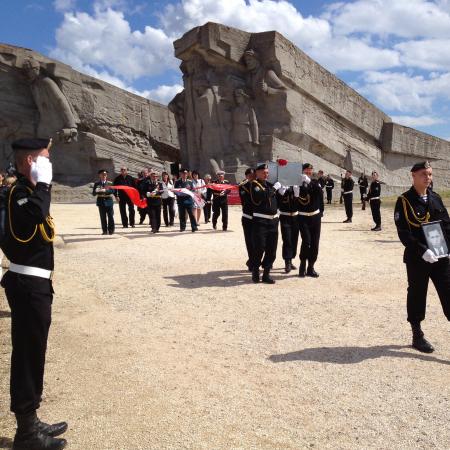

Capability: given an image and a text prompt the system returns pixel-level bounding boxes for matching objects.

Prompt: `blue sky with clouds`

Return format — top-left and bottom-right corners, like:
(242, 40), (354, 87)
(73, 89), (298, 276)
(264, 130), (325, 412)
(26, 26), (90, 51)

(3, 0), (450, 140)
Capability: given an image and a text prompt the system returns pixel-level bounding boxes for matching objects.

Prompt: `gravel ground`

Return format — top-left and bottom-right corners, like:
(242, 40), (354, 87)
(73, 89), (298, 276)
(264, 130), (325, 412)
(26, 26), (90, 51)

(0, 201), (449, 450)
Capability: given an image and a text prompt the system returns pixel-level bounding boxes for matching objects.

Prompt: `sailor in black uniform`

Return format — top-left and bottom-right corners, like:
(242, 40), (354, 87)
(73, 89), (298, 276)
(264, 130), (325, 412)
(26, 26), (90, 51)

(238, 168), (255, 271)
(366, 171), (382, 231)
(394, 161), (450, 353)
(294, 163), (323, 278)
(1, 138), (68, 450)
(342, 170), (354, 223)
(249, 163), (282, 284)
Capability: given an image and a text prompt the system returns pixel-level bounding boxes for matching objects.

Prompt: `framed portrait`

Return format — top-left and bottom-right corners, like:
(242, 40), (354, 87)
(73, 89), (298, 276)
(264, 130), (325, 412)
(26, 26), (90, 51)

(421, 221), (449, 258)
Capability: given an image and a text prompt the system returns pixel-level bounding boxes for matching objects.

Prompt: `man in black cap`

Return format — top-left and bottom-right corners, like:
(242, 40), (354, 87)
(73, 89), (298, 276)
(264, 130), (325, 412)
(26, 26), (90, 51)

(211, 170), (231, 231)
(1, 138), (67, 450)
(142, 170), (163, 233)
(342, 169), (354, 223)
(174, 168), (198, 232)
(238, 168), (256, 271)
(249, 163), (282, 283)
(394, 161), (450, 353)
(92, 169), (116, 235)
(294, 163), (323, 277)
(325, 174), (334, 204)
(113, 166), (136, 228)
(366, 171), (382, 231)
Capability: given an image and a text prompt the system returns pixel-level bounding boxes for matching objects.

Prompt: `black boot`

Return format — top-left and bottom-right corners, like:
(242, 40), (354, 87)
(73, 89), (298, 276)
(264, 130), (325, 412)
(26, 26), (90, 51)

(411, 323), (434, 353)
(36, 419), (68, 438)
(262, 268), (275, 284)
(252, 268), (260, 283)
(14, 412), (67, 450)
(306, 265), (319, 278)
(290, 260), (297, 270)
(298, 260), (306, 277)
(284, 259), (292, 274)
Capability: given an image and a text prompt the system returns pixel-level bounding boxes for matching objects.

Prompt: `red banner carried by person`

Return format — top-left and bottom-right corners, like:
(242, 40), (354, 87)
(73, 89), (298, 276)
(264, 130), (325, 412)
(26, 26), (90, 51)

(111, 185), (147, 208)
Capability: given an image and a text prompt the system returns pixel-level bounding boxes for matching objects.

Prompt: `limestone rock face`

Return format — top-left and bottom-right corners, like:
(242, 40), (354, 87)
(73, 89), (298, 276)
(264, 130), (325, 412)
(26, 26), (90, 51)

(171, 23), (450, 190)
(0, 43), (179, 189)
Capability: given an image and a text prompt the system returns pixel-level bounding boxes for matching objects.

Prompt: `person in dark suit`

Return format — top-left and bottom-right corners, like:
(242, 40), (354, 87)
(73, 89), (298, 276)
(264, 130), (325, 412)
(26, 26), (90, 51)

(211, 170), (231, 231)
(394, 161), (450, 353)
(366, 171), (382, 231)
(142, 170), (163, 233)
(1, 138), (67, 450)
(342, 170), (354, 223)
(113, 166), (136, 228)
(92, 169), (116, 235)
(174, 168), (198, 232)
(325, 175), (334, 204)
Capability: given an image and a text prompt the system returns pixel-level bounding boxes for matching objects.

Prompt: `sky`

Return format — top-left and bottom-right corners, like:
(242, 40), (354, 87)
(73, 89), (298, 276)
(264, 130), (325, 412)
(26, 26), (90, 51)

(2, 0), (450, 140)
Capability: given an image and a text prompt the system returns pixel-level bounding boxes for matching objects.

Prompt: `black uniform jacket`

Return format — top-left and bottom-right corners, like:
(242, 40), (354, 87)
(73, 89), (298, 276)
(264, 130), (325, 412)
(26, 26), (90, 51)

(394, 186), (450, 262)
(367, 180), (381, 200)
(249, 179), (278, 218)
(239, 180), (253, 216)
(297, 179), (322, 213)
(113, 174), (136, 200)
(277, 187), (298, 213)
(3, 175), (54, 270)
(325, 179), (334, 190)
(212, 179), (231, 204)
(141, 180), (163, 207)
(342, 177), (355, 193)
(358, 176), (368, 191)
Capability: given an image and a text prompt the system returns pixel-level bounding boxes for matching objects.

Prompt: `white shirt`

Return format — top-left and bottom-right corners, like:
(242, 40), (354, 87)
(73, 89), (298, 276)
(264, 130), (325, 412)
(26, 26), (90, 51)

(192, 178), (206, 196)
(161, 180), (175, 199)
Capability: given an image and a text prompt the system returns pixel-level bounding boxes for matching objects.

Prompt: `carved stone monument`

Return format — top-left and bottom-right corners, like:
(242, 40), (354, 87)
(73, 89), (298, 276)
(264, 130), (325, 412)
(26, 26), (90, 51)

(0, 43), (179, 197)
(171, 23), (450, 190)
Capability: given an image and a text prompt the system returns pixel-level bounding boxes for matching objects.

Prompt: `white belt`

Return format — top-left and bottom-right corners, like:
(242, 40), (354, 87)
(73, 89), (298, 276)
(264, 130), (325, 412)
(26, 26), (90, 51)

(343, 191), (353, 195)
(253, 212), (279, 220)
(9, 263), (53, 279)
(242, 213), (253, 220)
(369, 197), (380, 201)
(298, 209), (320, 217)
(279, 211), (299, 216)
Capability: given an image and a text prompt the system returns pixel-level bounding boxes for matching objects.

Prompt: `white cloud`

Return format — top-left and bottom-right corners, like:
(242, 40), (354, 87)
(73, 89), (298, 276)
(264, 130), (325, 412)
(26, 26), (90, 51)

(53, 0), (76, 12)
(146, 84), (184, 104)
(51, 8), (175, 81)
(357, 70), (450, 113)
(325, 0), (450, 39)
(396, 39), (450, 70)
(391, 115), (447, 127)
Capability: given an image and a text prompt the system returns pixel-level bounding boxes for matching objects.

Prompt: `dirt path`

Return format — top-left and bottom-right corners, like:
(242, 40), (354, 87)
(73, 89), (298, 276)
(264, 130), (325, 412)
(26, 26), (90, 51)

(1, 202), (449, 449)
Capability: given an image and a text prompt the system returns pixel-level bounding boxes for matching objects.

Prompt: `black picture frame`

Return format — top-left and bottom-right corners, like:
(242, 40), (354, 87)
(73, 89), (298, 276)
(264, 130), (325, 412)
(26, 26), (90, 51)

(421, 221), (449, 258)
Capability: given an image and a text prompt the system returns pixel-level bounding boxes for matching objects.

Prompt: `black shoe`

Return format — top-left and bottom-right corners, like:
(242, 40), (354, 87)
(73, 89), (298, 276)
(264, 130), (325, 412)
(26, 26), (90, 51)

(343, 218), (352, 223)
(123, 225), (128, 228)
(371, 226), (382, 231)
(36, 420), (68, 438)
(212, 224), (217, 230)
(108, 231), (114, 235)
(262, 268), (275, 284)
(192, 228), (198, 232)
(298, 261), (306, 278)
(102, 231), (107, 235)
(284, 260), (292, 274)
(411, 324), (434, 353)
(252, 268), (260, 283)
(290, 262), (297, 270)
(306, 267), (319, 278)
(131, 225), (135, 228)
(222, 228), (227, 231)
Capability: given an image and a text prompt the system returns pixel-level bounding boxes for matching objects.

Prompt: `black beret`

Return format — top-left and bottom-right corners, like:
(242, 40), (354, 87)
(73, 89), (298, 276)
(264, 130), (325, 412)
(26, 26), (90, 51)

(303, 163), (313, 170)
(411, 161), (431, 172)
(98, 169), (108, 174)
(256, 163), (268, 170)
(245, 168), (255, 175)
(11, 138), (51, 151)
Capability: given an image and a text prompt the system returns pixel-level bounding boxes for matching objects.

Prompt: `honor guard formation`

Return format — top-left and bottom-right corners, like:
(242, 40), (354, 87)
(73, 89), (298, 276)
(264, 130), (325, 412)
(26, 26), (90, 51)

(1, 136), (449, 450)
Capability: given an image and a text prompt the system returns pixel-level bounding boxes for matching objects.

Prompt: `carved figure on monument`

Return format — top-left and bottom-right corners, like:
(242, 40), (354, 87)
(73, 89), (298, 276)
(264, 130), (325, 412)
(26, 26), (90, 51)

(232, 88), (259, 152)
(168, 91), (187, 153)
(23, 58), (78, 142)
(243, 49), (287, 97)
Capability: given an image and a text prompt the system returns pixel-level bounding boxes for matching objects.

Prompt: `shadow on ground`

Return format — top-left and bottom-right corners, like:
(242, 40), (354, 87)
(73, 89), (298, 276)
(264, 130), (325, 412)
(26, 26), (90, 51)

(269, 345), (450, 366)
(0, 310), (11, 319)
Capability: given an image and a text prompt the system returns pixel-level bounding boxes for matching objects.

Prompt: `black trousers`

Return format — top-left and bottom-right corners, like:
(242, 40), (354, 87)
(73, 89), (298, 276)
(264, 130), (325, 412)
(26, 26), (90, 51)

(98, 204), (114, 233)
(138, 207), (148, 224)
(326, 188), (332, 203)
(148, 204), (161, 231)
(241, 216), (253, 268)
(251, 218), (278, 270)
(203, 202), (211, 223)
(2, 271), (53, 414)
(162, 197), (175, 226)
(118, 197), (135, 227)
(280, 215), (299, 261)
(178, 203), (197, 231)
(359, 188), (366, 202)
(212, 200), (228, 230)
(343, 193), (353, 219)
(370, 199), (381, 227)
(405, 257), (450, 323)
(298, 214), (321, 265)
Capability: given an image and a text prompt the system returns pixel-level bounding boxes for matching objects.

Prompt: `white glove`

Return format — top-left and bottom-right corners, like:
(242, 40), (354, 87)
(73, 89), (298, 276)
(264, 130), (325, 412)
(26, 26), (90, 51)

(273, 182), (282, 190)
(220, 190), (225, 196)
(146, 191), (151, 197)
(293, 185), (299, 197)
(31, 156), (53, 185)
(301, 174), (311, 184)
(278, 185), (287, 195)
(422, 249), (439, 264)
